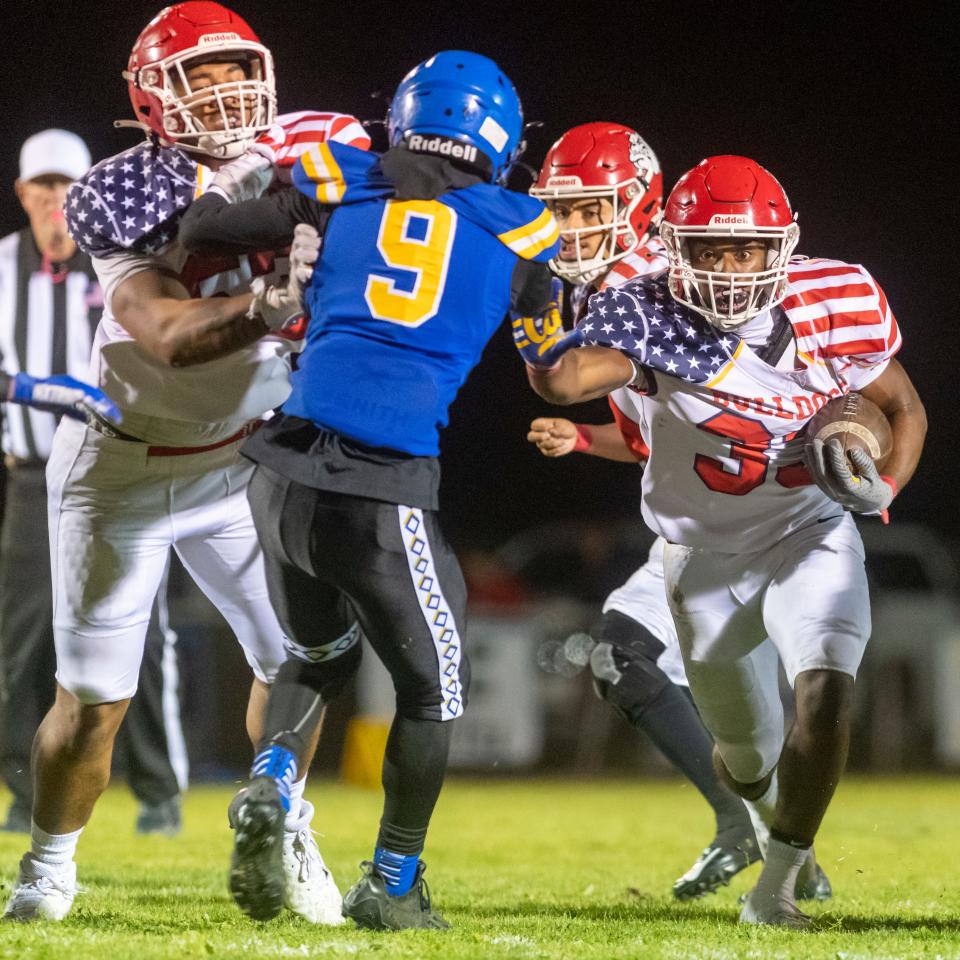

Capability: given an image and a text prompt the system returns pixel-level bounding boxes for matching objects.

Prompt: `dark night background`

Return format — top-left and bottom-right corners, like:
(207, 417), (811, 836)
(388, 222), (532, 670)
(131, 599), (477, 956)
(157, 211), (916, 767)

(0, 0), (954, 551)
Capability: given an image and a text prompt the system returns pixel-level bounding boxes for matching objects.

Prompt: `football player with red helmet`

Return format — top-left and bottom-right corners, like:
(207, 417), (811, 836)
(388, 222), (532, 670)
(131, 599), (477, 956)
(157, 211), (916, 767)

(517, 155), (926, 927)
(530, 125), (774, 902)
(4, 1), (368, 925)
(530, 121), (663, 287)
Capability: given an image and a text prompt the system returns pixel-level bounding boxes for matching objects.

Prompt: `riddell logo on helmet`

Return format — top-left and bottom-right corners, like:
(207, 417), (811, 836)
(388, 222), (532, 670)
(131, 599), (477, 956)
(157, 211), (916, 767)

(708, 214), (752, 225)
(198, 33), (243, 46)
(407, 135), (478, 164)
(546, 176), (583, 188)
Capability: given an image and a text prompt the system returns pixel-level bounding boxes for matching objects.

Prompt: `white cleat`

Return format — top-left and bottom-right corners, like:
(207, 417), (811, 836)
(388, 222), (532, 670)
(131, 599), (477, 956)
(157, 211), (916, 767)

(281, 802), (344, 925)
(739, 886), (814, 930)
(3, 855), (76, 922)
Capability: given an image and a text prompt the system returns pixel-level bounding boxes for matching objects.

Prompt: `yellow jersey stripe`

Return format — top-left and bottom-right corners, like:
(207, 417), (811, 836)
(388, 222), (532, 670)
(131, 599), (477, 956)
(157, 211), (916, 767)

(705, 341), (745, 387)
(498, 208), (559, 258)
(300, 144), (347, 204)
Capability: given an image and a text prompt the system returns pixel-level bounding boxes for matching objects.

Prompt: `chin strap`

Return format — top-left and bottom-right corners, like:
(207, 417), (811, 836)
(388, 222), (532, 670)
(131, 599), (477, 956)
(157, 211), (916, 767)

(113, 119), (152, 134)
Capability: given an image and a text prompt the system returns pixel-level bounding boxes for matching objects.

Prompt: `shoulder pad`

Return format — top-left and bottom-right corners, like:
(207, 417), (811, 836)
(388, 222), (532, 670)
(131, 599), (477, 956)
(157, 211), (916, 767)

(578, 274), (728, 384)
(66, 143), (197, 257)
(291, 142), (386, 206)
(441, 186), (559, 261)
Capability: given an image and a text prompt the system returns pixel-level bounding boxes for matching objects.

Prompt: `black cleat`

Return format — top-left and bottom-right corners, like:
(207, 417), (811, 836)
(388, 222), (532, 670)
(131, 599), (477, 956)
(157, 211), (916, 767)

(136, 796), (182, 836)
(342, 860), (449, 930)
(672, 837), (761, 900)
(795, 860), (832, 901)
(228, 777), (286, 921)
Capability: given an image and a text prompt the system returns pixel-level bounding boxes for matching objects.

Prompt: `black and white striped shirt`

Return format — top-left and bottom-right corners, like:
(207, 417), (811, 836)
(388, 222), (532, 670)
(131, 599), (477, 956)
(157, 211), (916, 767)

(0, 228), (102, 461)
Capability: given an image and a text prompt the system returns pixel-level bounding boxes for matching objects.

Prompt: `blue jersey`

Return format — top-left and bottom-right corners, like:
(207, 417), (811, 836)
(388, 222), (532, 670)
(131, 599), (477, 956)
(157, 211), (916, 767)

(285, 142), (560, 455)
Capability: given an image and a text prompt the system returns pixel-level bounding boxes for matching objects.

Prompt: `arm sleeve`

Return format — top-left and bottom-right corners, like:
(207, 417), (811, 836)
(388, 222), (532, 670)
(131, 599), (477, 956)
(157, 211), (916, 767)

(179, 189), (330, 255)
(509, 259), (554, 315)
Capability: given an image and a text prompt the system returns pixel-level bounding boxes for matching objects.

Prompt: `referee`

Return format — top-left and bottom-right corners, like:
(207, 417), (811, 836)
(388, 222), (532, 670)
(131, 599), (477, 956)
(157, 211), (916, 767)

(0, 129), (187, 834)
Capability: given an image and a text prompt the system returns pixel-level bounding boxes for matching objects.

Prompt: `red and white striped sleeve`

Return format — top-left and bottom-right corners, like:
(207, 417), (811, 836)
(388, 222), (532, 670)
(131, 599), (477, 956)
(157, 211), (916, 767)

(782, 258), (901, 391)
(264, 111), (372, 182)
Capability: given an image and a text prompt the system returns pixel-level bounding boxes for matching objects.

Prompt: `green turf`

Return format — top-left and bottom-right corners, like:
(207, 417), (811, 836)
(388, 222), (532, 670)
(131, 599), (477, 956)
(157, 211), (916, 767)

(1, 776), (959, 958)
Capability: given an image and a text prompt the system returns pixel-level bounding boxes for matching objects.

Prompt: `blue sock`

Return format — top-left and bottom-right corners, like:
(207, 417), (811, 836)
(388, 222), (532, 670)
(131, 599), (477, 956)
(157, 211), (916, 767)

(373, 846), (421, 896)
(251, 744), (298, 813)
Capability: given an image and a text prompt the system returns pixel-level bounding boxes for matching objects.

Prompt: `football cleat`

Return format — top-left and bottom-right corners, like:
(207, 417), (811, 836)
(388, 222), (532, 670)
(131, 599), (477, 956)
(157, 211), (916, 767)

(136, 796), (182, 836)
(672, 836), (761, 900)
(341, 860), (449, 931)
(281, 801), (344, 925)
(228, 776), (286, 921)
(795, 857), (832, 901)
(739, 887), (815, 929)
(3, 854), (76, 922)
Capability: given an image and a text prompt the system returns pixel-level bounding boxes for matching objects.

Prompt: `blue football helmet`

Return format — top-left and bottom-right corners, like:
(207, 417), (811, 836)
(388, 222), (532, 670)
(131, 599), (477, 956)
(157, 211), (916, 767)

(387, 51), (524, 183)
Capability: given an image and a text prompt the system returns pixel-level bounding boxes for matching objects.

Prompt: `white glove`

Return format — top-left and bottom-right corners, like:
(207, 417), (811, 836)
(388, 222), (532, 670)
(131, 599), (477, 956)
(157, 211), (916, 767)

(207, 143), (276, 202)
(248, 224), (321, 330)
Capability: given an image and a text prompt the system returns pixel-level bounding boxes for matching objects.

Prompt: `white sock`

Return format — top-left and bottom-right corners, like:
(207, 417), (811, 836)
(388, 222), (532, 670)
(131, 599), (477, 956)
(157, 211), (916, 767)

(750, 836), (808, 909)
(30, 823), (83, 868)
(743, 771), (778, 859)
(284, 778), (308, 831)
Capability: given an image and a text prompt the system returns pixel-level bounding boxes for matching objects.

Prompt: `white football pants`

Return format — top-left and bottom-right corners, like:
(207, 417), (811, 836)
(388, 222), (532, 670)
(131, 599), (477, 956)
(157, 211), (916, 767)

(47, 418), (287, 704)
(662, 512), (871, 784)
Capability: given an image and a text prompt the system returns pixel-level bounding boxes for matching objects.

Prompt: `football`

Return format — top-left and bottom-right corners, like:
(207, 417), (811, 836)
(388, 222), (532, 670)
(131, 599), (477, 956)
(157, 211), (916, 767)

(805, 392), (893, 471)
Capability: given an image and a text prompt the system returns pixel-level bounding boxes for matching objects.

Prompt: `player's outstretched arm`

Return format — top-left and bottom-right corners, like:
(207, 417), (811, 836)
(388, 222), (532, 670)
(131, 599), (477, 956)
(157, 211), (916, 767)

(511, 274), (635, 404)
(179, 189), (328, 256)
(2, 371), (121, 423)
(525, 347), (635, 405)
(528, 417), (638, 462)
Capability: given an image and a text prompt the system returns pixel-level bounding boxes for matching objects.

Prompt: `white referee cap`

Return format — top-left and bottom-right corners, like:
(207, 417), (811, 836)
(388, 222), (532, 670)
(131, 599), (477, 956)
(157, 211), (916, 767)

(19, 129), (91, 182)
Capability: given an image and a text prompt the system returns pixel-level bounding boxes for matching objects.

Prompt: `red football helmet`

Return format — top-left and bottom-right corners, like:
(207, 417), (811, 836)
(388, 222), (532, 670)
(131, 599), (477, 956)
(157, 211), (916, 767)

(660, 155), (800, 330)
(530, 122), (662, 284)
(120, 2), (276, 160)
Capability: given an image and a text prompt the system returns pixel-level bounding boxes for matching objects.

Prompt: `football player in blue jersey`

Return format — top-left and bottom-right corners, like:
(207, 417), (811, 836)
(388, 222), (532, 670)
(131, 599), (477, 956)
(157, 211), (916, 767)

(180, 50), (560, 930)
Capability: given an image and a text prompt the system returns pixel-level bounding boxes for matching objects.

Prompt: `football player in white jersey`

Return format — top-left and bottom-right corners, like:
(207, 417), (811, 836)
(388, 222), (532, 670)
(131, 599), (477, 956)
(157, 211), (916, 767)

(528, 123), (782, 901)
(3, 1), (369, 924)
(515, 154), (925, 927)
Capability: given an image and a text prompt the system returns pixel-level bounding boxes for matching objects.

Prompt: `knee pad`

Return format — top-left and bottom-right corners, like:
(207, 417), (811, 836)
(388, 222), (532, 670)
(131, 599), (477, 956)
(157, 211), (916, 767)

(273, 642), (361, 704)
(589, 611), (671, 724)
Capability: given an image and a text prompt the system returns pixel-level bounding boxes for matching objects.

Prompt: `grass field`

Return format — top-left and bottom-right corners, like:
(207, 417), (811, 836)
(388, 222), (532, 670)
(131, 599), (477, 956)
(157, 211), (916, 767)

(1, 776), (959, 959)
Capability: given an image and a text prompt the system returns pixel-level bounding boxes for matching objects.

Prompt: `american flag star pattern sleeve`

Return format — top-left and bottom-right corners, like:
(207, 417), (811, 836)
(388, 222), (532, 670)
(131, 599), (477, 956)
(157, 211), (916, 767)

(577, 277), (731, 385)
(65, 143), (197, 257)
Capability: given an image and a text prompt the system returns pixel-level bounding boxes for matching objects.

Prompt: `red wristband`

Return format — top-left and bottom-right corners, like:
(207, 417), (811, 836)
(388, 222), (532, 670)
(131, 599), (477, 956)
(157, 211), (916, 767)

(573, 424), (592, 453)
(879, 475), (897, 525)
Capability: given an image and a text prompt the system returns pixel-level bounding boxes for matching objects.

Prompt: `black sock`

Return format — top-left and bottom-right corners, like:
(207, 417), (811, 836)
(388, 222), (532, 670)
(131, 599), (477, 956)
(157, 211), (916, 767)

(376, 715), (452, 855)
(634, 684), (751, 842)
(257, 652), (359, 758)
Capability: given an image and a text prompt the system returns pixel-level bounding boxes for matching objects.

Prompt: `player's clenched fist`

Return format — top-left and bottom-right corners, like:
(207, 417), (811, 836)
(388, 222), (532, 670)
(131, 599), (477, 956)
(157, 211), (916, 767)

(528, 417), (579, 457)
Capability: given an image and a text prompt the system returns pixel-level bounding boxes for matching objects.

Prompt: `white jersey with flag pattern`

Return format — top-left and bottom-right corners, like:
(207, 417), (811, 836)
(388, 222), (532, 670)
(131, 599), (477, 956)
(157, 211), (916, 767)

(579, 256), (901, 552)
(65, 111), (366, 445)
